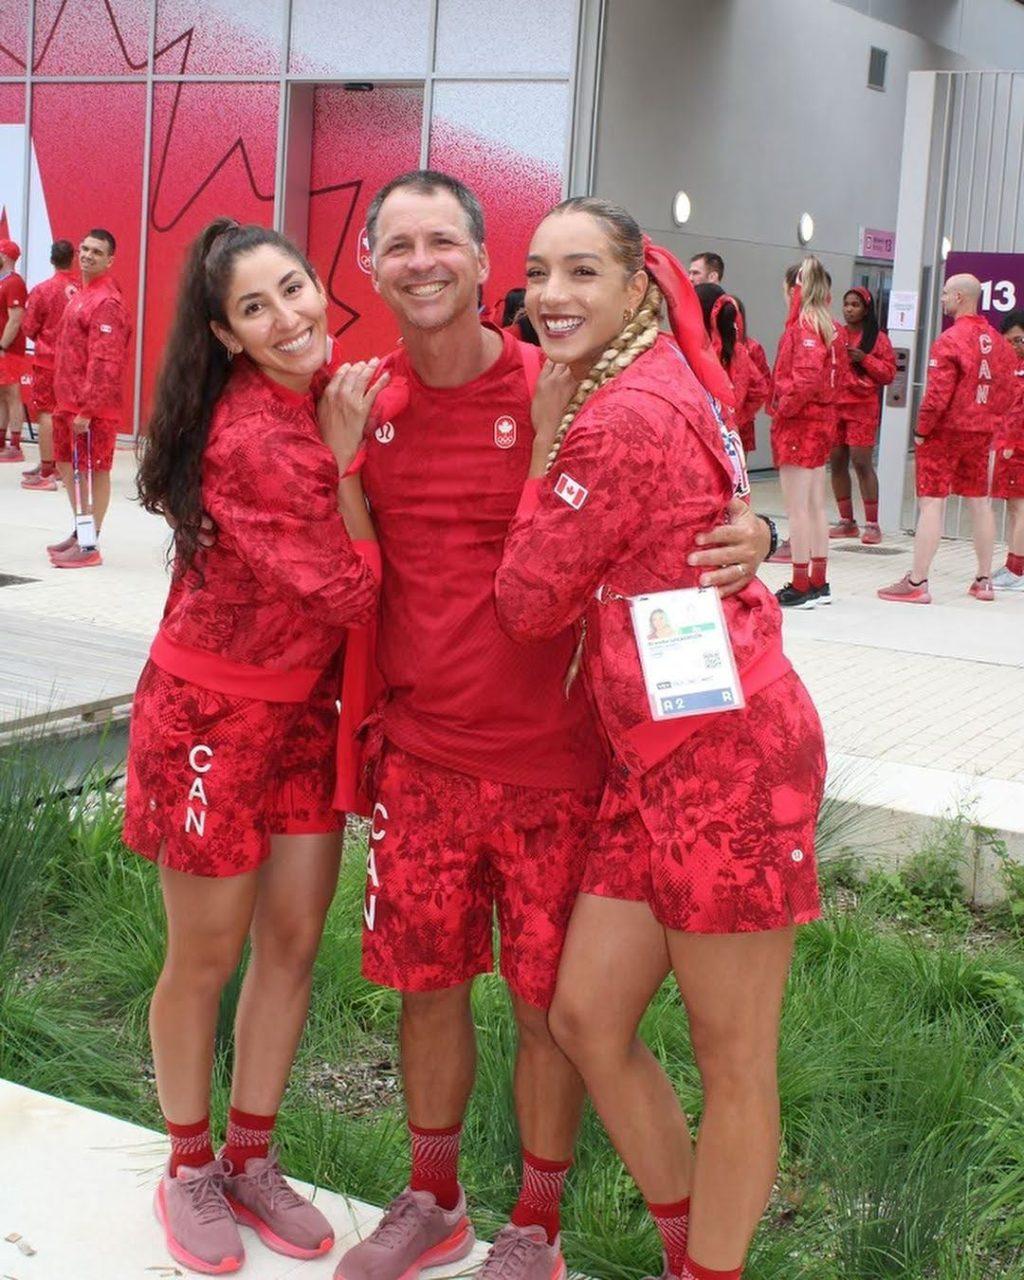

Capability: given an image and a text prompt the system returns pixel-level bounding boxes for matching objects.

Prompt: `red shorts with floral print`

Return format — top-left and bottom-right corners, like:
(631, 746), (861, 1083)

(771, 417), (834, 470)
(582, 671), (825, 933)
(991, 450), (1024, 500)
(834, 409), (879, 450)
(53, 412), (119, 471)
(915, 428), (991, 498)
(361, 743), (600, 1009)
(31, 365), (55, 416)
(123, 658), (343, 878)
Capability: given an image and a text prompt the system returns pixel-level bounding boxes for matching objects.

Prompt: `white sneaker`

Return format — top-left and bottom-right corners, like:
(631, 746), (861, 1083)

(992, 566), (1024, 592)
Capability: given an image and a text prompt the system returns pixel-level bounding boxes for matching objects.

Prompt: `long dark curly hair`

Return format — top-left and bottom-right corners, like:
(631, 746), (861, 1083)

(136, 218), (319, 571)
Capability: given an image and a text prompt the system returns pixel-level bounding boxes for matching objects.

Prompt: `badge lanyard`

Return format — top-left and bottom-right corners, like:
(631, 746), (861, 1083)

(71, 428), (98, 548)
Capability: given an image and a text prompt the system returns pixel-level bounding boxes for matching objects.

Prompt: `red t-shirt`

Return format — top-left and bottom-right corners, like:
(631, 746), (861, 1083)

(361, 326), (605, 791)
(0, 271), (28, 356)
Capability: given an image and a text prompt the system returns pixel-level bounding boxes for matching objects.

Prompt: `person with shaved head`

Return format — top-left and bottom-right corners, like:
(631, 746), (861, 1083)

(878, 273), (1016, 603)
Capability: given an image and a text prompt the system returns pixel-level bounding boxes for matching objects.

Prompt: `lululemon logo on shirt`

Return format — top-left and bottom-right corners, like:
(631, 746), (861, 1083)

(364, 801), (388, 930)
(554, 472), (588, 510)
(356, 225), (372, 275)
(184, 744), (213, 837)
(375, 421), (395, 445)
(494, 415), (517, 449)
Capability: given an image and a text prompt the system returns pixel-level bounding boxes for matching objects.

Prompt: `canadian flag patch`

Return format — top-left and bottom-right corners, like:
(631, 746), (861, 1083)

(494, 415), (517, 448)
(554, 472), (588, 509)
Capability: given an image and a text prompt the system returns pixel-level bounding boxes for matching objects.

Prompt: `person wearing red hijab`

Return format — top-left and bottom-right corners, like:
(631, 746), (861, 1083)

(494, 198), (825, 1280)
(830, 287), (895, 544)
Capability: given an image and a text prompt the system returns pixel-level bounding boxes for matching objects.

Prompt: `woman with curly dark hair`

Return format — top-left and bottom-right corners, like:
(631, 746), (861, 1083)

(127, 218), (385, 1275)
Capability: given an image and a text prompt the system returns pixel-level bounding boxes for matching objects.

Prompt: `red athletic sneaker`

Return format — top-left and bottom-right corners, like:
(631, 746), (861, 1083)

(21, 471), (59, 491)
(52, 545), (102, 569)
(478, 1223), (567, 1280)
(334, 1187), (474, 1280)
(154, 1159), (244, 1275)
(968, 576), (995, 601)
(877, 573), (931, 604)
(768, 538), (791, 564)
(829, 519), (860, 539)
(21, 462), (40, 478)
(0, 443), (25, 462)
(860, 523), (883, 545)
(46, 532), (77, 556)
(223, 1148), (334, 1260)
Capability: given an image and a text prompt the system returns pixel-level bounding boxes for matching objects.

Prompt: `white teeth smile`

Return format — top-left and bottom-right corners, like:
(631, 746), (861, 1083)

(277, 329), (313, 354)
(544, 317), (584, 335)
(407, 282), (447, 298)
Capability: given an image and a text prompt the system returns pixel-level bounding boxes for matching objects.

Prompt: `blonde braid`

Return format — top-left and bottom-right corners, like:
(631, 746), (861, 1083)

(543, 281), (664, 475)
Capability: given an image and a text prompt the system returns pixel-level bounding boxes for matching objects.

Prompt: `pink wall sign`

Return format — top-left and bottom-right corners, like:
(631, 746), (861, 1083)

(859, 227), (896, 261)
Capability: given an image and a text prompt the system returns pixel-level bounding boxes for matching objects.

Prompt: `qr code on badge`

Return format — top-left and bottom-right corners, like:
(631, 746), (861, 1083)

(702, 650), (723, 671)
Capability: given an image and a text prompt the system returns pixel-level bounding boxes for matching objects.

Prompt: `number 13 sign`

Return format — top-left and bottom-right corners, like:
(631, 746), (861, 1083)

(944, 252), (1024, 328)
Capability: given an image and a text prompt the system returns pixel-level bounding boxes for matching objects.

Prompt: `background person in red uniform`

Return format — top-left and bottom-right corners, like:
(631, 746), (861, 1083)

(47, 228), (131, 568)
(333, 171), (773, 1280)
(695, 283), (769, 456)
(20, 238), (79, 491)
(129, 219), (383, 1275)
(687, 251), (724, 286)
(991, 309), (1024, 592)
(829, 287), (895, 544)
(733, 297), (771, 456)
(494, 198), (826, 1280)
(0, 237), (28, 462)
(770, 258), (842, 609)
(878, 273), (1016, 604)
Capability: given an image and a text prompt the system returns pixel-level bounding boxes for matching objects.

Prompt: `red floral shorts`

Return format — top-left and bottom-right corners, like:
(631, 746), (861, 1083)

(361, 743), (600, 1008)
(123, 659), (343, 878)
(915, 428), (990, 498)
(53, 412), (119, 472)
(771, 416), (834, 469)
(991, 449), (1024, 500)
(583, 671), (826, 933)
(31, 365), (55, 416)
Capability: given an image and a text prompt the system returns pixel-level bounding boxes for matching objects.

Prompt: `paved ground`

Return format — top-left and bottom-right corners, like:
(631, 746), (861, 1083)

(1, 444), (1022, 849)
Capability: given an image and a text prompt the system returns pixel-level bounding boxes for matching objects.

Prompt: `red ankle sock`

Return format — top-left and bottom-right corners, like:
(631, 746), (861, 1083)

(864, 499), (879, 523)
(792, 562), (810, 592)
(682, 1258), (742, 1280)
(167, 1115), (215, 1176)
(810, 556), (828, 589)
(221, 1106), (275, 1174)
(409, 1122), (462, 1211)
(510, 1150), (571, 1244)
(40, 460), (56, 477)
(10, 432), (21, 447)
(648, 1198), (690, 1276)
(1008, 552), (1024, 576)
(837, 497), (854, 522)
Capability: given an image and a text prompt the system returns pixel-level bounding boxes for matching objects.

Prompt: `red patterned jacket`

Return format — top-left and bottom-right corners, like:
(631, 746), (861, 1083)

(916, 314), (1016, 438)
(53, 273), (131, 418)
(836, 325), (896, 415)
(495, 335), (790, 777)
(996, 351), (1024, 453)
(151, 358), (380, 692)
(771, 311), (843, 428)
(731, 340), (770, 431)
(22, 269), (79, 368)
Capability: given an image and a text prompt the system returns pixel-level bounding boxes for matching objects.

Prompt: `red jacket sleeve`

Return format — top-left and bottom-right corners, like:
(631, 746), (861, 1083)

(21, 286), (44, 343)
(208, 417), (380, 629)
(916, 333), (958, 439)
(80, 298), (130, 417)
(495, 401), (707, 643)
(738, 343), (769, 421)
(775, 329), (827, 418)
(860, 331), (896, 387)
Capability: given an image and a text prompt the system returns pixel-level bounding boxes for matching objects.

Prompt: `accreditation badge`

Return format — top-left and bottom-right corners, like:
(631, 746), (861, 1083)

(629, 587), (744, 721)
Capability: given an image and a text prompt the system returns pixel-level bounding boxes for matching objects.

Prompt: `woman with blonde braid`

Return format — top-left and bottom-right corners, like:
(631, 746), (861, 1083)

(494, 198), (825, 1280)
(770, 258), (843, 607)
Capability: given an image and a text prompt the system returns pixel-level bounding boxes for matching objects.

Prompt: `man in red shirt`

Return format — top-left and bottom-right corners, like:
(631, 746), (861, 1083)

(334, 171), (772, 1280)
(0, 238), (28, 463)
(20, 238), (79, 490)
(48, 228), (131, 569)
(879, 273), (1015, 604)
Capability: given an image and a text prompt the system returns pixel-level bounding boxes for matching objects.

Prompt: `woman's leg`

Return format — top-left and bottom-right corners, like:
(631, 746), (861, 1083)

(668, 927), (797, 1272)
(850, 445), (879, 513)
(808, 466), (830, 561)
(549, 893), (692, 1203)
(778, 466), (813, 569)
(828, 443), (851, 517)
(150, 864), (259, 1128)
(229, 831), (342, 1118)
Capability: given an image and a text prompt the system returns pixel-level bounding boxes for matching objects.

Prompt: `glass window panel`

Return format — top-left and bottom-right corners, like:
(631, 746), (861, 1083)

(32, 0), (148, 75)
(31, 83), (146, 430)
(435, 0), (577, 75)
(0, 0), (28, 74)
(142, 83), (279, 414)
(429, 81), (568, 309)
(155, 0), (285, 76)
(306, 85), (424, 359)
(0, 84), (26, 252)
(289, 0), (430, 77)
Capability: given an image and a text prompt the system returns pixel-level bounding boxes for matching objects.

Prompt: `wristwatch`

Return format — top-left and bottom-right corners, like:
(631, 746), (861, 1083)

(759, 514), (779, 561)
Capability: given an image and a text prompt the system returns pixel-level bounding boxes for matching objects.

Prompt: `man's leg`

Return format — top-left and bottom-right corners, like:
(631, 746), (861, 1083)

(911, 496), (945, 582)
(966, 495), (995, 580)
(0, 384), (22, 456)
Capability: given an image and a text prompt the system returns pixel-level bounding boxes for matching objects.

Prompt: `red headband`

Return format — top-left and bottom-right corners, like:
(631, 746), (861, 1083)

(642, 236), (735, 407)
(848, 286), (872, 308)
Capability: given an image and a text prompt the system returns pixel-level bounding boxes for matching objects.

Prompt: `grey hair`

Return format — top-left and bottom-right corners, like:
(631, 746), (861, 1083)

(365, 169), (486, 255)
